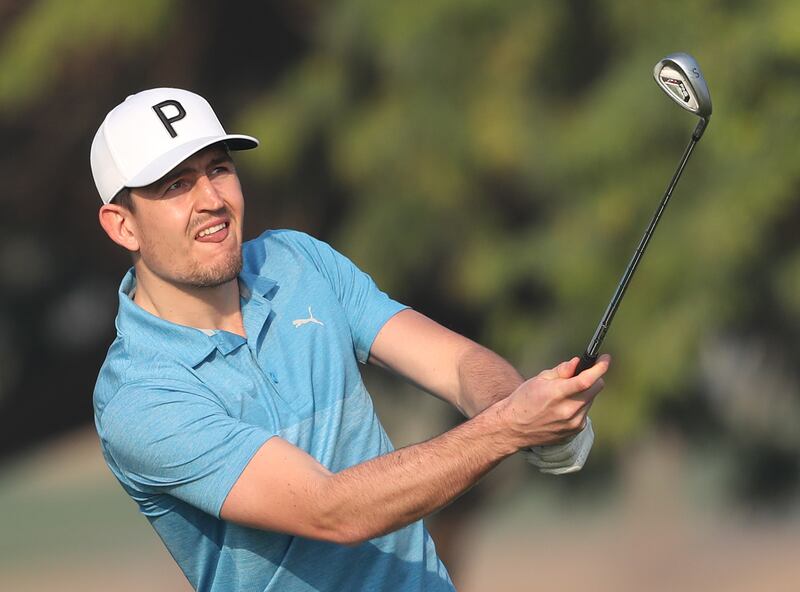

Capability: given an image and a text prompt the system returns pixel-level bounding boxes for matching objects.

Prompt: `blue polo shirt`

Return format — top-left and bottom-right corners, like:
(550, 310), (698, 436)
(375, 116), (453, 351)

(94, 229), (454, 592)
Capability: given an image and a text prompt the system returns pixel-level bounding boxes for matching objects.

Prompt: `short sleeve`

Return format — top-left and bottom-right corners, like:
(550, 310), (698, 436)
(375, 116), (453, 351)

(97, 378), (273, 518)
(286, 232), (408, 363)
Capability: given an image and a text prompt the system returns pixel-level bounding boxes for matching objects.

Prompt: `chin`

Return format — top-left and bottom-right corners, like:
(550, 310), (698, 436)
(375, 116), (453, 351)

(169, 249), (244, 289)
(193, 255), (243, 288)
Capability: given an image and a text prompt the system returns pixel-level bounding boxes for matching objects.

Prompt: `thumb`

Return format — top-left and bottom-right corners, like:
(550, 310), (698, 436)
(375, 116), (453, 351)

(556, 357), (580, 379)
(537, 357), (577, 380)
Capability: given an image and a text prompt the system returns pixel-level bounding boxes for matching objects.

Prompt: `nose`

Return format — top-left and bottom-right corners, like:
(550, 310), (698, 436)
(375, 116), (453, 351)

(193, 175), (225, 212)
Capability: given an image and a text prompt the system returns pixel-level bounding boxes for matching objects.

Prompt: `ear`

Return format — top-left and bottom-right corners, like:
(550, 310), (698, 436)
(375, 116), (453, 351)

(98, 204), (140, 252)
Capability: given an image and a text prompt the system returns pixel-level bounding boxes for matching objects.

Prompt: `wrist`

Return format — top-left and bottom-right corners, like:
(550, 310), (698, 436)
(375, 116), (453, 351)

(481, 397), (525, 456)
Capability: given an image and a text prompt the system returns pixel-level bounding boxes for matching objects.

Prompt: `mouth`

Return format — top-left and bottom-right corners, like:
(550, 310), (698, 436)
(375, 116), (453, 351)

(194, 220), (230, 243)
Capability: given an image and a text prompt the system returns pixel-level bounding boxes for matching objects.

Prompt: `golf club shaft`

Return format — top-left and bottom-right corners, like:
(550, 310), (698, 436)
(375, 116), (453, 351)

(575, 119), (707, 374)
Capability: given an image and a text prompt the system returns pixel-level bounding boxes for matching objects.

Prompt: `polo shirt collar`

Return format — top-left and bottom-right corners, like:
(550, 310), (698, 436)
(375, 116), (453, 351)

(238, 271), (277, 301)
(115, 269), (278, 367)
(238, 271), (278, 350)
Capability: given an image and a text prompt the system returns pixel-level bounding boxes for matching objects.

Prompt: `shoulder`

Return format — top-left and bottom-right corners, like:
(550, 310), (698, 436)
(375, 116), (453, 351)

(94, 335), (133, 416)
(242, 229), (340, 277)
(95, 374), (220, 443)
(94, 335), (212, 420)
(244, 228), (329, 257)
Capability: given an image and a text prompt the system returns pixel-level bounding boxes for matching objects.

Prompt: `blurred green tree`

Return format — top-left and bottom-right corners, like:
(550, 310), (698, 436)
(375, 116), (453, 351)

(0, 0), (798, 505)
(236, 0), (800, 464)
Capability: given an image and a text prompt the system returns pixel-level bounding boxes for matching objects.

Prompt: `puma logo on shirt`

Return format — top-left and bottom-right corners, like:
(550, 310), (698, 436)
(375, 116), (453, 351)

(292, 306), (324, 328)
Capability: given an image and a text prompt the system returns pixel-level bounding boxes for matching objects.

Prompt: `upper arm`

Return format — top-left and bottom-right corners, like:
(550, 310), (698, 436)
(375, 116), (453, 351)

(101, 381), (350, 541)
(367, 309), (480, 412)
(99, 380), (273, 518)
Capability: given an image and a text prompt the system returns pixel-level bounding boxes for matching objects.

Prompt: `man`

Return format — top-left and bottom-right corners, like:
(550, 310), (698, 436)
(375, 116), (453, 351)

(91, 88), (610, 591)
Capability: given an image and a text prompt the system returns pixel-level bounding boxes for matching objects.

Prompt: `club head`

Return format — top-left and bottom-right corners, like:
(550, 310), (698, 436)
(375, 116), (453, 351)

(653, 52), (712, 119)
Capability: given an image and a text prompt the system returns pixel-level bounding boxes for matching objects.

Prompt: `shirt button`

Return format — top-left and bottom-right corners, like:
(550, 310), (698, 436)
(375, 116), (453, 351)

(268, 371), (279, 384)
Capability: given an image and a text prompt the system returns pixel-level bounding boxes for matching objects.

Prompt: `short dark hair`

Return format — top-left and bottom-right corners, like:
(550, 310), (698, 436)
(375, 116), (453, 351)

(111, 187), (135, 212)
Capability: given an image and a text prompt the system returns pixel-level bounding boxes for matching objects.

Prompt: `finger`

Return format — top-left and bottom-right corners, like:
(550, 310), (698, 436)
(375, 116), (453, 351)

(556, 357), (580, 379)
(569, 353), (611, 390)
(570, 378), (604, 404)
(559, 402), (592, 438)
(571, 399), (598, 432)
(538, 357), (578, 381)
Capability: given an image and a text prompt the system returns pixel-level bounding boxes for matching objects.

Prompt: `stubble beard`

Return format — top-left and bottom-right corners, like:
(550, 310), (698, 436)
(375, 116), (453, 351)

(141, 242), (244, 290)
(180, 248), (243, 288)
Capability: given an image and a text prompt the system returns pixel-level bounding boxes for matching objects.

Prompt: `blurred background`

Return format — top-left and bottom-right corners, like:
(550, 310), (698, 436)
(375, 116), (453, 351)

(1, 0), (799, 590)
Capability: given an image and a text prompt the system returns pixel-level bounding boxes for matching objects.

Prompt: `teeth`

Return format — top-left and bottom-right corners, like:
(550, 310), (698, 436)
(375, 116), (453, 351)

(197, 223), (226, 238)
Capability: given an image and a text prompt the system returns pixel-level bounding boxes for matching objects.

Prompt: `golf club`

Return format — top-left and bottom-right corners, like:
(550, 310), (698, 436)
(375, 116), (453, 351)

(575, 52), (712, 374)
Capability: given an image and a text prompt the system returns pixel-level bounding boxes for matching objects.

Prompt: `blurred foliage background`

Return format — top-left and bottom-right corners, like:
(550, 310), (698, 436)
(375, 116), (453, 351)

(1, 0), (799, 590)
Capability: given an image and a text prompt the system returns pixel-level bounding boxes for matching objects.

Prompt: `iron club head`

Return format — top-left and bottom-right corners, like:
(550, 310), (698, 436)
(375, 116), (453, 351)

(653, 52), (712, 119)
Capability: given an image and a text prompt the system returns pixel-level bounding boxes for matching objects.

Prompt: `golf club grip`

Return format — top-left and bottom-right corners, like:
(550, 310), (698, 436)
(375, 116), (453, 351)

(575, 352), (597, 375)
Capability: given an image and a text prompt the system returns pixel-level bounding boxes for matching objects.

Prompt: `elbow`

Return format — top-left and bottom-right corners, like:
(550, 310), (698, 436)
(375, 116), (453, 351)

(313, 488), (392, 547)
(311, 486), (380, 546)
(328, 526), (373, 547)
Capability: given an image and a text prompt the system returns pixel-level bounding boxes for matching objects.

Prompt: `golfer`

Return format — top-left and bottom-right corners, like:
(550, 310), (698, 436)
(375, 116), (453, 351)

(91, 88), (610, 591)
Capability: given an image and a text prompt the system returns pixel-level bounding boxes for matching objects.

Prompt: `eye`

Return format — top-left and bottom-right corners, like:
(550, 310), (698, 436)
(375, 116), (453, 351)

(210, 164), (232, 176)
(164, 179), (186, 194)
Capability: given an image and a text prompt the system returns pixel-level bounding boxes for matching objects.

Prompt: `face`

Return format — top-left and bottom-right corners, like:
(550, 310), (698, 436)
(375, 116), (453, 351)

(126, 145), (245, 289)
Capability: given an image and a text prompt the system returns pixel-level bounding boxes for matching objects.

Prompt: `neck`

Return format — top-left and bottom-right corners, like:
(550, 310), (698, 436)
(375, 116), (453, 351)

(132, 264), (246, 337)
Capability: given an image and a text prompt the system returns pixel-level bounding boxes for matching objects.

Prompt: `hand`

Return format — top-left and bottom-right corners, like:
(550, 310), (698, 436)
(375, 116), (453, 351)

(496, 354), (610, 450)
(525, 416), (595, 475)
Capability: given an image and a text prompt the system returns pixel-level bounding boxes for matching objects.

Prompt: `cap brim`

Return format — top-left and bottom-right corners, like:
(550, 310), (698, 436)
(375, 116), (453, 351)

(126, 134), (258, 189)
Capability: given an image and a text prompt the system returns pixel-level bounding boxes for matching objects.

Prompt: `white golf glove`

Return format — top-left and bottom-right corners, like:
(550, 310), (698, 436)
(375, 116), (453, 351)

(524, 417), (594, 475)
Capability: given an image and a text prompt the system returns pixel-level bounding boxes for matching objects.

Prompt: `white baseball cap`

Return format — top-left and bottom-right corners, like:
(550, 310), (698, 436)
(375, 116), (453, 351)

(90, 88), (259, 203)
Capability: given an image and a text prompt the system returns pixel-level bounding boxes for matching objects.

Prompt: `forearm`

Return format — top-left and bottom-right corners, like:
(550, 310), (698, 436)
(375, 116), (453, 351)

(317, 403), (517, 544)
(368, 310), (524, 417)
(222, 356), (609, 544)
(455, 344), (524, 417)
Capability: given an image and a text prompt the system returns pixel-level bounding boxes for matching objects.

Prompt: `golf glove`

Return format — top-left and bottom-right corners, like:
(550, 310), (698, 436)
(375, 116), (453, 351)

(524, 417), (594, 475)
